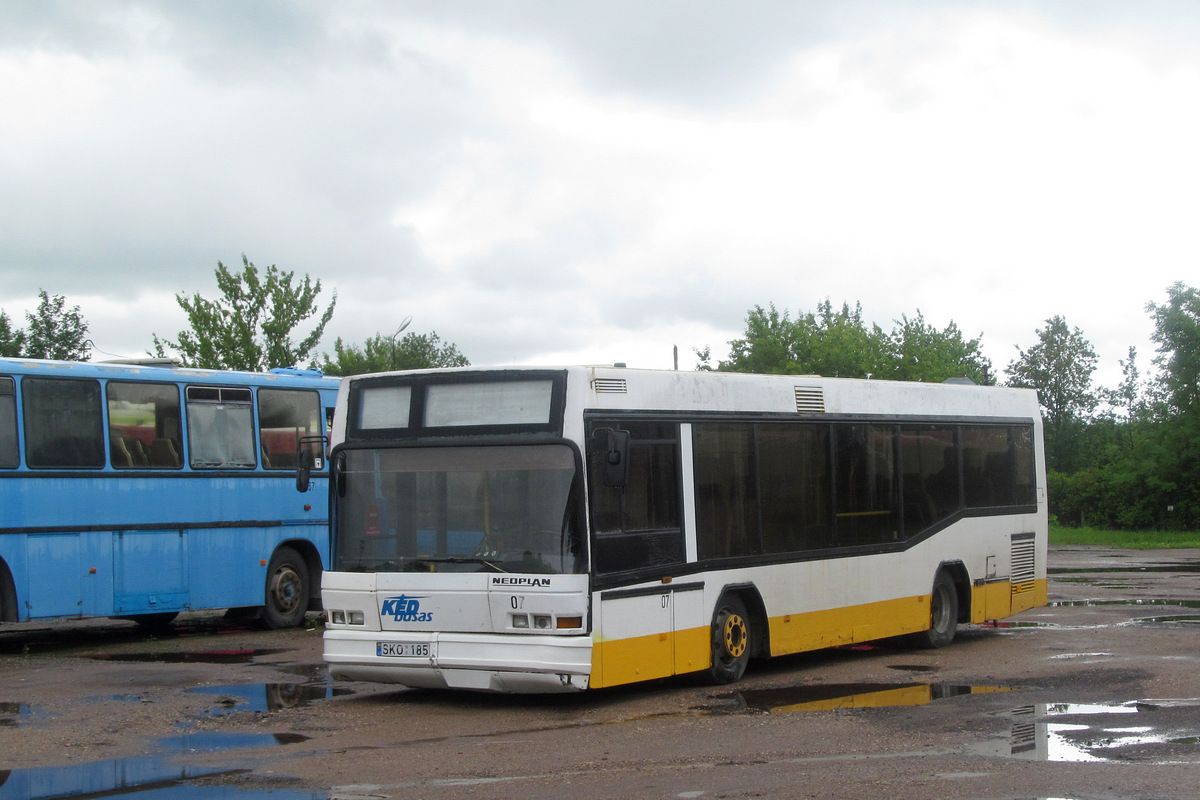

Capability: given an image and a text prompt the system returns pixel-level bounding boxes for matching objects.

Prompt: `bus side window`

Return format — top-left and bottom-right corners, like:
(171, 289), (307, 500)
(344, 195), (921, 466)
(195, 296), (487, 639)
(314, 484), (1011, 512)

(186, 386), (256, 469)
(23, 377), (105, 469)
(0, 377), (16, 468)
(587, 420), (683, 574)
(258, 388), (321, 470)
(107, 381), (182, 469)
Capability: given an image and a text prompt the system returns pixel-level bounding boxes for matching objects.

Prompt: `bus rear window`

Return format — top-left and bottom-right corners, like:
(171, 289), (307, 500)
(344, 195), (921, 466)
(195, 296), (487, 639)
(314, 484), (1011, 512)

(23, 377), (105, 469)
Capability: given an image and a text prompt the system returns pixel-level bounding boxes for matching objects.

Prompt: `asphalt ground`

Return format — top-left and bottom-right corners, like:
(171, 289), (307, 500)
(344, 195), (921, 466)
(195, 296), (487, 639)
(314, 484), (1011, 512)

(2, 546), (1200, 800)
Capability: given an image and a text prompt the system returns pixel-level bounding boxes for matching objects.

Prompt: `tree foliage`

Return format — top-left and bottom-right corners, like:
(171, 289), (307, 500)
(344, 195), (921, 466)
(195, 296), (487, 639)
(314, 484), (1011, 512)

(153, 255), (336, 371)
(1004, 315), (1098, 431)
(24, 290), (91, 361)
(1147, 282), (1200, 416)
(1004, 315), (1098, 474)
(0, 291), (90, 361)
(319, 330), (470, 376)
(0, 310), (25, 358)
(717, 300), (991, 383)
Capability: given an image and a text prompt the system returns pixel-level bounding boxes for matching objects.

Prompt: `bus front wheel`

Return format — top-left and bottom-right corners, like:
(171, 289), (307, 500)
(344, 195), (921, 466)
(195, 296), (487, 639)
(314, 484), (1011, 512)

(708, 595), (752, 684)
(262, 546), (310, 629)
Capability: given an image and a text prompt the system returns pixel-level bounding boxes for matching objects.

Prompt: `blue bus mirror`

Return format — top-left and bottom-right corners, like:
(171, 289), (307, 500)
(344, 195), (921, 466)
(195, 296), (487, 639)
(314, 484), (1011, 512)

(296, 434), (327, 493)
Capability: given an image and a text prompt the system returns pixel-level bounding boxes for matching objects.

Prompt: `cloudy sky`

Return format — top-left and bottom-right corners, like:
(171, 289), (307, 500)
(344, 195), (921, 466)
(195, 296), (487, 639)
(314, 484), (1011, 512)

(3, 1), (1198, 386)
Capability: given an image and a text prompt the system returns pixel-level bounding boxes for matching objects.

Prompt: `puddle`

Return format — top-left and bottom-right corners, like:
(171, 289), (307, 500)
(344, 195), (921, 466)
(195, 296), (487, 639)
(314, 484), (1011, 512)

(0, 731), (318, 800)
(708, 682), (1011, 715)
(1052, 599), (1200, 609)
(1050, 564), (1200, 574)
(190, 682), (350, 715)
(980, 701), (1200, 763)
(85, 649), (286, 664)
(0, 703), (38, 728)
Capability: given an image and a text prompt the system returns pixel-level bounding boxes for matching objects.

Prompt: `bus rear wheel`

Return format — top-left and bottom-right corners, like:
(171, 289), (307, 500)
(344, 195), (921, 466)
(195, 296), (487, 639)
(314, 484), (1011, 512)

(708, 595), (751, 684)
(911, 571), (958, 649)
(261, 546), (310, 629)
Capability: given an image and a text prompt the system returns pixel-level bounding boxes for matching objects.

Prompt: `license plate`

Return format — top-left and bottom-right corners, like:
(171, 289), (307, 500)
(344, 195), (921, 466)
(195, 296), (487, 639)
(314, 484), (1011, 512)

(376, 641), (431, 658)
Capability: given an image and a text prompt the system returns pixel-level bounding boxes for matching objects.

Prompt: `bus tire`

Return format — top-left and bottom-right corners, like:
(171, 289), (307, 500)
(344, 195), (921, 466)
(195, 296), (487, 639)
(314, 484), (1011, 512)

(913, 571), (958, 649)
(261, 546), (310, 629)
(0, 560), (16, 623)
(708, 594), (752, 684)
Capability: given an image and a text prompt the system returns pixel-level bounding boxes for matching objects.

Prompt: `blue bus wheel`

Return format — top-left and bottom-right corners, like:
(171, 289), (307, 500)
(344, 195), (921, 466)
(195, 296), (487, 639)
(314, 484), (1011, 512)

(262, 546), (310, 629)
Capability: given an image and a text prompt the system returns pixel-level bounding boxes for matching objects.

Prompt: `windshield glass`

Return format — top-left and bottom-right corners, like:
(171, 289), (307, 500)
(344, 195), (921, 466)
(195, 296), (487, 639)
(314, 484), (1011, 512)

(333, 444), (583, 574)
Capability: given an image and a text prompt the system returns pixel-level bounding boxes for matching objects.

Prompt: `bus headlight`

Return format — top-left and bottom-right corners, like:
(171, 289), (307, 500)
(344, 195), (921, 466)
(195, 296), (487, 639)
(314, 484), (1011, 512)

(512, 614), (529, 628)
(533, 615), (552, 629)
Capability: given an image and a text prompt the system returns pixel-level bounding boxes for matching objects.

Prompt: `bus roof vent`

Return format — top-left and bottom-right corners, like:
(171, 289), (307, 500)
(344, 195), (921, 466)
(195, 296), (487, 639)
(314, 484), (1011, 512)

(794, 386), (826, 413)
(593, 377), (628, 394)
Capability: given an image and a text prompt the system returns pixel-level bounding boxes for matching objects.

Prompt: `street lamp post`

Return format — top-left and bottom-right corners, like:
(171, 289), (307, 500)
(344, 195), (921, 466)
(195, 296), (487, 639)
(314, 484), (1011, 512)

(388, 316), (412, 370)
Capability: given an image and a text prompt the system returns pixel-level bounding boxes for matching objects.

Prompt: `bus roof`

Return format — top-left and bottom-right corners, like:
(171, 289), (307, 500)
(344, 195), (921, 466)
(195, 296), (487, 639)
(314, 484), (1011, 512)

(0, 356), (341, 389)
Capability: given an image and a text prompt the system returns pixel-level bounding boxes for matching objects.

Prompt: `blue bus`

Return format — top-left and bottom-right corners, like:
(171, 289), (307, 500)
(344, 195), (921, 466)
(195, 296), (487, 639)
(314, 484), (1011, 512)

(0, 358), (340, 629)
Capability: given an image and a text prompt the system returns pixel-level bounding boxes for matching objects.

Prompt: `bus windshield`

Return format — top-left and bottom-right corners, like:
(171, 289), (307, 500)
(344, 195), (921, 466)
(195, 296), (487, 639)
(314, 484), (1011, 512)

(333, 444), (583, 575)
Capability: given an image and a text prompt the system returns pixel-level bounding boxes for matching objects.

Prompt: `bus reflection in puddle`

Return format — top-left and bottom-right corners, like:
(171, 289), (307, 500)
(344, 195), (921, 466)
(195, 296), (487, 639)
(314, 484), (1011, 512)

(987, 702), (1200, 763)
(712, 682), (1012, 715)
(710, 683), (1200, 764)
(190, 682), (351, 716)
(0, 732), (318, 800)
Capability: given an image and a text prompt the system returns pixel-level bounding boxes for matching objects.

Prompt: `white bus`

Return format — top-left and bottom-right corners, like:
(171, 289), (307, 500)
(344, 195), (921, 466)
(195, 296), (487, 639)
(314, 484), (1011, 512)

(317, 366), (1046, 692)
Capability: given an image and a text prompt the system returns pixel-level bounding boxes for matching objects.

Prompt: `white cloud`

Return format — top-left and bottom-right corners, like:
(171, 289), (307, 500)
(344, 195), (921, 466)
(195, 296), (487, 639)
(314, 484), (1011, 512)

(1, 2), (1197, 390)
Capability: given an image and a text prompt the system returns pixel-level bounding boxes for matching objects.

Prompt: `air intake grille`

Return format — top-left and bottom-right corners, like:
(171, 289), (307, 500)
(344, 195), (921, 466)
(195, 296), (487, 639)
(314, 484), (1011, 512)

(592, 378), (628, 394)
(1011, 534), (1036, 595)
(794, 386), (825, 413)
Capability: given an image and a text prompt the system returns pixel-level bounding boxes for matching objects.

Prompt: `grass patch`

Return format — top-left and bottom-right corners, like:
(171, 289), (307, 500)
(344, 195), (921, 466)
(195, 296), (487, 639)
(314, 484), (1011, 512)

(1050, 522), (1200, 549)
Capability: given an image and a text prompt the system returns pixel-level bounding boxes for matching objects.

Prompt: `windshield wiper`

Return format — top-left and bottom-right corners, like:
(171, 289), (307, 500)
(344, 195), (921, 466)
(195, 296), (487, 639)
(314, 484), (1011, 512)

(412, 556), (510, 573)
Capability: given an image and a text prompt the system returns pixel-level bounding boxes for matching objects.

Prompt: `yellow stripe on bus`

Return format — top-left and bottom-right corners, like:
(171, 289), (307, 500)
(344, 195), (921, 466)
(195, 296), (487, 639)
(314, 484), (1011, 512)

(590, 578), (1049, 690)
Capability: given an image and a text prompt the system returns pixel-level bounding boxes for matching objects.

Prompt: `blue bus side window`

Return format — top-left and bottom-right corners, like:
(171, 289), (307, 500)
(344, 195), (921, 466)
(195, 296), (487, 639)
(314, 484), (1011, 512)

(107, 381), (183, 469)
(0, 376), (16, 468)
(23, 378), (105, 469)
(258, 388), (321, 470)
(186, 386), (255, 469)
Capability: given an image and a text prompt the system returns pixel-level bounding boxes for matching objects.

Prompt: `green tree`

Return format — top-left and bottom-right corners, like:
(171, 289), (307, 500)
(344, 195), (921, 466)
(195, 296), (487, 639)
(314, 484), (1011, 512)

(716, 301), (987, 382)
(1148, 282), (1200, 416)
(1005, 315), (1098, 473)
(153, 255), (336, 371)
(721, 304), (804, 374)
(721, 300), (891, 377)
(0, 310), (24, 357)
(319, 330), (469, 376)
(24, 290), (90, 361)
(888, 311), (993, 384)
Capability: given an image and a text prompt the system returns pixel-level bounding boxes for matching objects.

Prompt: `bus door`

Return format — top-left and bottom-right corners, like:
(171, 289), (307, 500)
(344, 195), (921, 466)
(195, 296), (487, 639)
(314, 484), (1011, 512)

(595, 581), (705, 686)
(27, 533), (83, 618)
(586, 419), (690, 686)
(113, 529), (188, 615)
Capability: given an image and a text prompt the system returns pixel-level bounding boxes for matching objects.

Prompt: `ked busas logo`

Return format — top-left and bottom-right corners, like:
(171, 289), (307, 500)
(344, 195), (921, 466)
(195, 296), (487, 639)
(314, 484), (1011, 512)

(381, 594), (434, 623)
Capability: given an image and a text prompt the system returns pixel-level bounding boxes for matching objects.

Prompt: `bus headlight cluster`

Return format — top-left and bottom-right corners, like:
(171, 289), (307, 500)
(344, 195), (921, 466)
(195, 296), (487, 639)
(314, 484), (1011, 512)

(329, 609), (365, 625)
(510, 614), (582, 630)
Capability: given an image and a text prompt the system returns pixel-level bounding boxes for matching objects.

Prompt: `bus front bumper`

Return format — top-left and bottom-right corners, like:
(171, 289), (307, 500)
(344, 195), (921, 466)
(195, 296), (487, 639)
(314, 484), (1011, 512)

(323, 629), (594, 693)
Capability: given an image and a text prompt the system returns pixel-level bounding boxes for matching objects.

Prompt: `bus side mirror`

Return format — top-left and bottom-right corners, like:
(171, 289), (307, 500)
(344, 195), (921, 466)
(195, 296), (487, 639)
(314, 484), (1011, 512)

(603, 429), (630, 488)
(296, 435), (327, 493)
